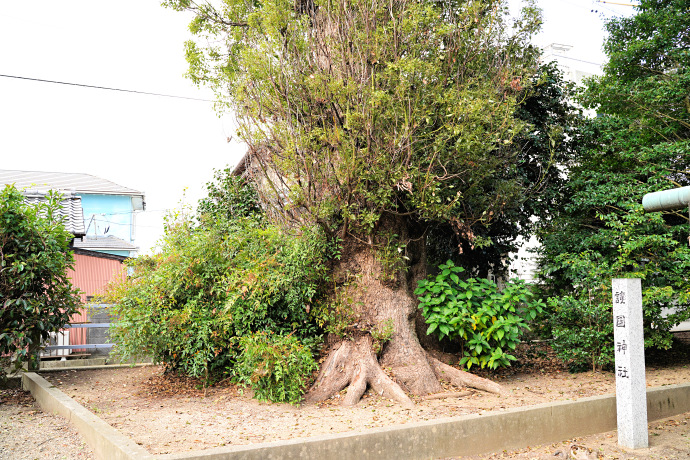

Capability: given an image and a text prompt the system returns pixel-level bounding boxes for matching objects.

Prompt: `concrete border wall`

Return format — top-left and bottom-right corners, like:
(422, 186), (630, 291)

(21, 372), (153, 460)
(20, 369), (690, 460)
(158, 383), (690, 460)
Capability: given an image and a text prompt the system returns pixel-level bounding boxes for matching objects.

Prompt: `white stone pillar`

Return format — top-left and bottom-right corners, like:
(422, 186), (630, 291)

(612, 278), (648, 449)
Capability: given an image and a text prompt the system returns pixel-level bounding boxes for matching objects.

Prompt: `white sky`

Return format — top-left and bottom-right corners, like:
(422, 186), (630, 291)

(0, 0), (636, 254)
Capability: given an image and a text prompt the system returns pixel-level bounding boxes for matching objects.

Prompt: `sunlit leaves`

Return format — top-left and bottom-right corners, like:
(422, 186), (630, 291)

(167, 0), (543, 246)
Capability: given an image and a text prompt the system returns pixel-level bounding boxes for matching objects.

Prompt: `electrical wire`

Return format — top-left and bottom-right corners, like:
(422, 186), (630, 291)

(88, 218), (162, 229)
(0, 73), (214, 102)
(88, 209), (169, 216)
(551, 54), (603, 67)
(596, 0), (638, 6)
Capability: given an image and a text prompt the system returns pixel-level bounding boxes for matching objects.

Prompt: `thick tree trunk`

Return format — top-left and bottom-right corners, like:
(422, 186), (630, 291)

(304, 217), (503, 406)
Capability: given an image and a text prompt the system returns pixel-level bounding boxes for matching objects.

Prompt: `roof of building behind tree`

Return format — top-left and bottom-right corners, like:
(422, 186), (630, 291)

(0, 169), (144, 196)
(22, 192), (86, 237)
(73, 235), (138, 252)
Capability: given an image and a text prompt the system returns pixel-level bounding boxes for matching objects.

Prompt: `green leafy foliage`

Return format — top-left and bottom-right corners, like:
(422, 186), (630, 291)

(542, 207), (690, 371)
(546, 256), (616, 372)
(0, 185), (81, 373)
(537, 0), (690, 370)
(369, 319), (394, 355)
(165, 0), (544, 263)
(233, 331), (318, 404)
(415, 261), (544, 370)
(426, 62), (583, 277)
(197, 168), (261, 223)
(104, 174), (335, 402)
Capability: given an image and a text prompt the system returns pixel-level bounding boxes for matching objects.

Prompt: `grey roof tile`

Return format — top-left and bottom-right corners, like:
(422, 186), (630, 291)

(0, 169), (144, 196)
(73, 235), (138, 252)
(22, 192), (86, 237)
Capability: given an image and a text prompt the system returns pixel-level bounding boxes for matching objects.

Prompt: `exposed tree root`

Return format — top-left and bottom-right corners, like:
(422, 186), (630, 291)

(422, 391), (472, 401)
(426, 353), (505, 395)
(304, 336), (414, 408)
(304, 235), (505, 407)
(304, 336), (506, 407)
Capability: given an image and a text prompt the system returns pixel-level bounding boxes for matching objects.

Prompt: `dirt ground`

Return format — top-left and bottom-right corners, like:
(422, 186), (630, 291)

(25, 343), (687, 458)
(2, 342), (689, 459)
(0, 387), (94, 460)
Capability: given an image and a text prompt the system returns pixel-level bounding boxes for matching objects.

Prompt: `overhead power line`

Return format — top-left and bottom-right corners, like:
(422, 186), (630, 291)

(596, 0), (639, 6)
(0, 73), (214, 102)
(552, 54), (603, 67)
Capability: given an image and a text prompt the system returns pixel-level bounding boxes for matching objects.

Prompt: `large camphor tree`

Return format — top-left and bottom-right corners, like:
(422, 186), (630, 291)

(166, 0), (544, 405)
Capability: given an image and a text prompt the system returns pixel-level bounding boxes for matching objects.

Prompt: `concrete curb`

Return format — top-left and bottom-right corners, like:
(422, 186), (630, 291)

(158, 383), (690, 460)
(40, 357), (153, 370)
(40, 358), (109, 369)
(37, 363), (153, 373)
(21, 372), (154, 460)
(20, 369), (690, 460)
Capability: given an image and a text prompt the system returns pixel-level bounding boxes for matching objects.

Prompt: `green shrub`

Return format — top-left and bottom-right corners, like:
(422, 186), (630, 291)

(548, 294), (613, 372)
(106, 218), (331, 385)
(196, 168), (261, 223)
(0, 185), (82, 373)
(104, 172), (337, 402)
(415, 260), (544, 370)
(233, 332), (318, 404)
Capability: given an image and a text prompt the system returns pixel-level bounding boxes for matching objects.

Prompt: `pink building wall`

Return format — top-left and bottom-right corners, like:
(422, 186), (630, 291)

(67, 253), (126, 349)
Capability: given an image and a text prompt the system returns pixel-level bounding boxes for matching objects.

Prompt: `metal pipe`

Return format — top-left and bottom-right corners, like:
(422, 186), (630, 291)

(642, 186), (690, 212)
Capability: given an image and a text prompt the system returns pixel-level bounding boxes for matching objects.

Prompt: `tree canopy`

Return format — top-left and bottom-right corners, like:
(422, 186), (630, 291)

(537, 0), (690, 370)
(157, 0), (584, 405)
(168, 0), (543, 249)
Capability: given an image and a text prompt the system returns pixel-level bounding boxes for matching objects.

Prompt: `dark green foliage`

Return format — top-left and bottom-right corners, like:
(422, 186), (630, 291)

(537, 0), (690, 370)
(415, 261), (544, 370)
(0, 185), (81, 373)
(233, 332), (318, 404)
(546, 256), (615, 372)
(426, 62), (582, 277)
(106, 218), (331, 383)
(105, 173), (335, 402)
(197, 168), (261, 224)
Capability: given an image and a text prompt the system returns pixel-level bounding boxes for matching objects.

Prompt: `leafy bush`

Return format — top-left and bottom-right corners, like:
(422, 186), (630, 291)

(415, 260), (544, 370)
(544, 253), (616, 372)
(543, 226), (690, 372)
(106, 217), (332, 382)
(549, 296), (613, 373)
(233, 331), (318, 404)
(0, 185), (82, 373)
(196, 168), (261, 223)
(104, 173), (337, 402)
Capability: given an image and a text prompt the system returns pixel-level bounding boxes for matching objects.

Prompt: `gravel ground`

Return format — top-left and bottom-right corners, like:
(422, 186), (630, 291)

(459, 412), (690, 459)
(2, 340), (689, 459)
(0, 387), (94, 460)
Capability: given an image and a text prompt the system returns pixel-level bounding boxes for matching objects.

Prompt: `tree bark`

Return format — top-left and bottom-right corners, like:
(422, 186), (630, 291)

(304, 216), (503, 406)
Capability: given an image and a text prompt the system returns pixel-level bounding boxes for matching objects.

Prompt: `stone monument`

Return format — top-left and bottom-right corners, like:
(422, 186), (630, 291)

(612, 277), (648, 449)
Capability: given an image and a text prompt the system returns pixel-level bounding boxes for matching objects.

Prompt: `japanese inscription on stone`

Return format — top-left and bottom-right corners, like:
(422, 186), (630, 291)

(612, 278), (648, 449)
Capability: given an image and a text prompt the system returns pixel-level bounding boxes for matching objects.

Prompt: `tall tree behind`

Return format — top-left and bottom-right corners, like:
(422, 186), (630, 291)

(166, 0), (542, 405)
(426, 62), (582, 278)
(537, 0), (690, 370)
